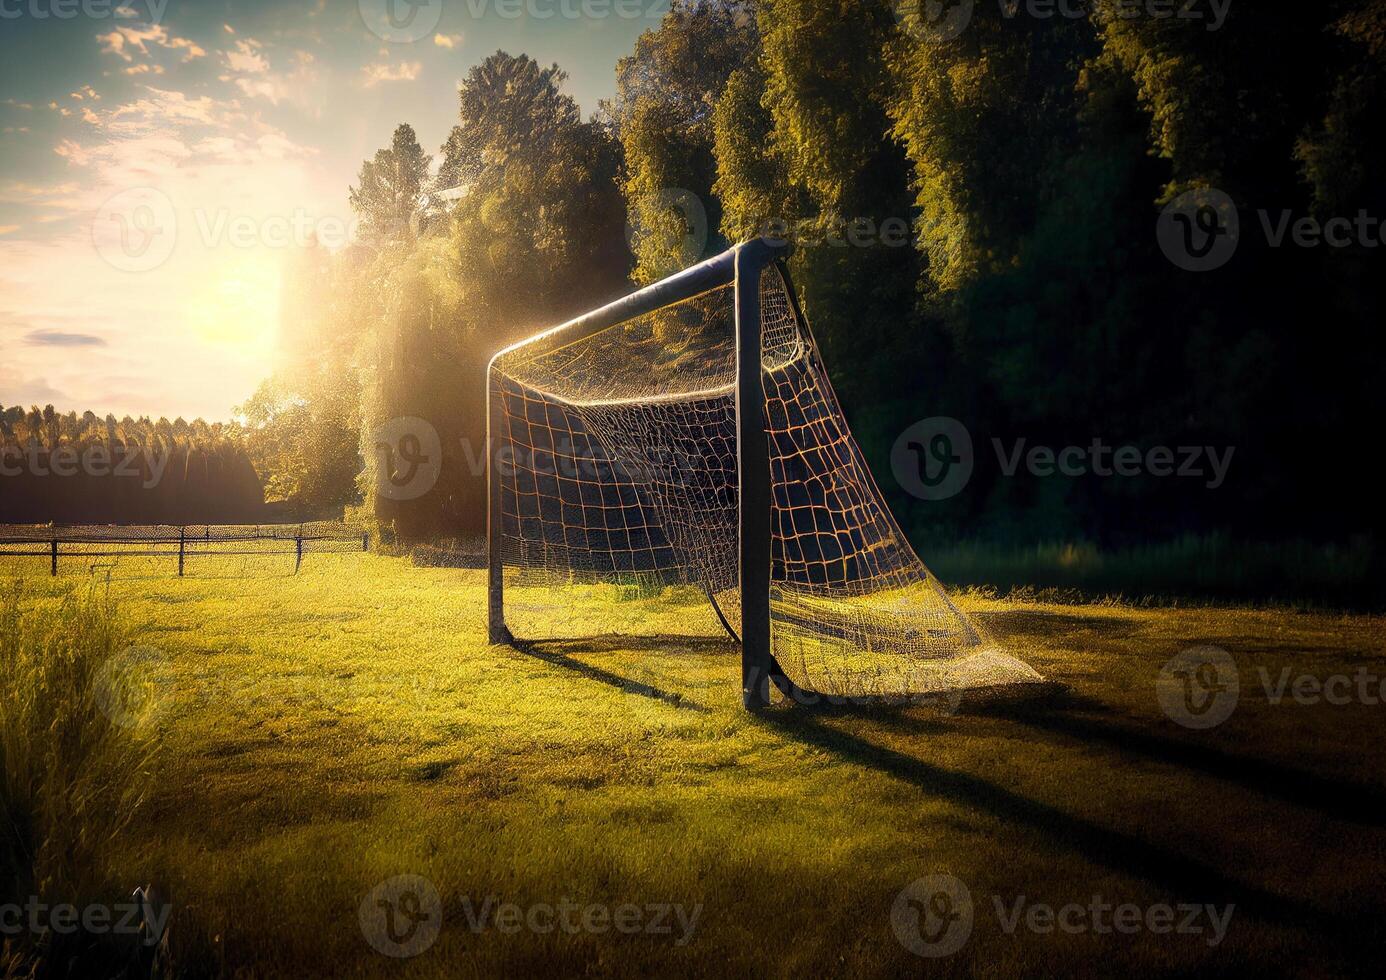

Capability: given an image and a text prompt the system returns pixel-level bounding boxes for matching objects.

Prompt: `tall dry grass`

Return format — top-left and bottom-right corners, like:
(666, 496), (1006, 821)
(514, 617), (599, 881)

(0, 583), (158, 973)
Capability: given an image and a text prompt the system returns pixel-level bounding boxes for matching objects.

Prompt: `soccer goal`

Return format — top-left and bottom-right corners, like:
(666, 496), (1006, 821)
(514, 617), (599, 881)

(487, 240), (1041, 708)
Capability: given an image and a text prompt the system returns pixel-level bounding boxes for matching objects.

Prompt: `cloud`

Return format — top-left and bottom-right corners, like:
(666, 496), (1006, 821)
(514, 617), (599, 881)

(0, 183), (84, 219)
(105, 87), (237, 131)
(25, 330), (108, 348)
(217, 41), (318, 107)
(223, 39), (269, 75)
(0, 225), (18, 236)
(361, 61), (422, 87)
(97, 24), (206, 65)
(231, 78), (281, 103)
(0, 182), (81, 204)
(0, 370), (68, 407)
(434, 34), (464, 49)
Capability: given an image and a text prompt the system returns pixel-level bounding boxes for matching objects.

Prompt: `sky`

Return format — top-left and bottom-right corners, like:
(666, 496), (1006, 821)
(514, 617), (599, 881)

(0, 0), (665, 421)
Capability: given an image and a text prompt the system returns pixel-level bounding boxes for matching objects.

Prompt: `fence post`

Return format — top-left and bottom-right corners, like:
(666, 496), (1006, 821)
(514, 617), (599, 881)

(294, 534), (303, 575)
(178, 526), (185, 577)
(51, 536), (57, 576)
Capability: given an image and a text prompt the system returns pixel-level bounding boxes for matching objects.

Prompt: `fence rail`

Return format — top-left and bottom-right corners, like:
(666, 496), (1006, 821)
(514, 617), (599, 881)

(0, 523), (369, 576)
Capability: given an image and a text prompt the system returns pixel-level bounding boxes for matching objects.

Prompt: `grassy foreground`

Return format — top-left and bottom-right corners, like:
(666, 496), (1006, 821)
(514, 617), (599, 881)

(5, 555), (1385, 977)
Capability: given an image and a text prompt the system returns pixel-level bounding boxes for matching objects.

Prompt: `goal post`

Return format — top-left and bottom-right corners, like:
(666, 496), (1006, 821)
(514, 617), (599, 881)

(734, 241), (776, 709)
(487, 240), (1041, 709)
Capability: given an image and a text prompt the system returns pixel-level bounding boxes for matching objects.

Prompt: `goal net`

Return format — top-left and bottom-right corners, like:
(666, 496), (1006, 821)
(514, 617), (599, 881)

(487, 243), (1040, 704)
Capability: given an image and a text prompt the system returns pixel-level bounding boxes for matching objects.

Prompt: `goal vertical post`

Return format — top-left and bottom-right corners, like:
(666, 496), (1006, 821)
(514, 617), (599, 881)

(735, 240), (782, 709)
(487, 374), (512, 645)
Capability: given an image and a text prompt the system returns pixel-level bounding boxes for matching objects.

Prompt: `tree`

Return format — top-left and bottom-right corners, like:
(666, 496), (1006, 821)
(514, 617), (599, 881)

(448, 51), (629, 325)
(348, 124), (431, 247)
(356, 53), (630, 541)
(607, 0), (758, 283)
(715, 0), (919, 410)
(236, 372), (361, 519)
(1295, 3), (1386, 218)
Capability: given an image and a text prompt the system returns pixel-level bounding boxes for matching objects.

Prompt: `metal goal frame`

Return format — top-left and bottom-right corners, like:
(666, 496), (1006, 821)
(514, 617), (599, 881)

(486, 239), (793, 709)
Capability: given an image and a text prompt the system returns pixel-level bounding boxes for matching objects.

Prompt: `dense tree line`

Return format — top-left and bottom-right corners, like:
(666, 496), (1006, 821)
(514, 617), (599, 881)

(245, 1), (1383, 562)
(0, 405), (264, 524)
(243, 53), (630, 539)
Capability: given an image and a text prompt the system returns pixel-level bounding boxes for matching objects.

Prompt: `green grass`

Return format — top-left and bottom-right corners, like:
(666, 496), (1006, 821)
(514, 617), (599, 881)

(3, 555), (1384, 977)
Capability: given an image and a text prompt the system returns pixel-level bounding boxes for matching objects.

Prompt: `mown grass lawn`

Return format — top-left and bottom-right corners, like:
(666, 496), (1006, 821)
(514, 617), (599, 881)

(8, 554), (1385, 977)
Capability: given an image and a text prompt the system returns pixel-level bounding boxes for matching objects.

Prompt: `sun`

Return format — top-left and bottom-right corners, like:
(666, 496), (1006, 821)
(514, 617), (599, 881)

(185, 247), (285, 362)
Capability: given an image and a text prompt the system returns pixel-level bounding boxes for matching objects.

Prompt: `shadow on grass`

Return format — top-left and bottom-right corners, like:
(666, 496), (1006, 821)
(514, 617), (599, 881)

(976, 691), (1386, 829)
(506, 636), (720, 713)
(759, 708), (1352, 942)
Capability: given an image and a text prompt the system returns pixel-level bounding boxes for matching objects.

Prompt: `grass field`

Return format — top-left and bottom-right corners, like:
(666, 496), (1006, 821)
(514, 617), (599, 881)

(4, 554), (1385, 977)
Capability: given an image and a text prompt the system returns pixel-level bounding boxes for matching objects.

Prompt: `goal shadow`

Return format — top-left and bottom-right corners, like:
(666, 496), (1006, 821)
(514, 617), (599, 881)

(973, 688), (1386, 829)
(504, 635), (723, 714)
(758, 708), (1349, 941)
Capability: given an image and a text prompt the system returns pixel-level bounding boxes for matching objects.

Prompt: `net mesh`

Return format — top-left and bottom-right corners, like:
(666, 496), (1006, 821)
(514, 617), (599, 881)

(491, 264), (1040, 697)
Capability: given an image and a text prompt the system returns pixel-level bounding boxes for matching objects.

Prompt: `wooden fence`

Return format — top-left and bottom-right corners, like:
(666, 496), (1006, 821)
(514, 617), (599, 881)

(0, 524), (369, 576)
